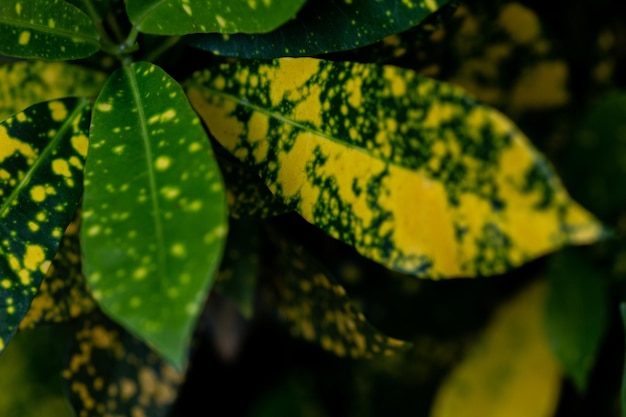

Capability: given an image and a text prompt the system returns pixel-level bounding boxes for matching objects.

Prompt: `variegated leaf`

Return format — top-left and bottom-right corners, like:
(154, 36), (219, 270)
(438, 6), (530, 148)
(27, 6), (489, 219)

(0, 0), (100, 60)
(187, 58), (603, 278)
(62, 311), (183, 417)
(0, 98), (90, 354)
(126, 0), (307, 36)
(0, 60), (107, 122)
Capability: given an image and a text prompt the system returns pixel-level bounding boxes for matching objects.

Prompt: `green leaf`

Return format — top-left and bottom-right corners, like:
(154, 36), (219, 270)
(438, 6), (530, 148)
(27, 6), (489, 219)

(215, 145), (288, 219)
(0, 0), (100, 60)
(65, 0), (111, 23)
(268, 231), (410, 358)
(82, 61), (228, 370)
(186, 0), (450, 58)
(0, 97), (90, 355)
(430, 281), (561, 417)
(186, 58), (604, 278)
(545, 247), (608, 392)
(19, 209), (96, 330)
(0, 60), (107, 122)
(126, 0), (307, 36)
(62, 311), (183, 417)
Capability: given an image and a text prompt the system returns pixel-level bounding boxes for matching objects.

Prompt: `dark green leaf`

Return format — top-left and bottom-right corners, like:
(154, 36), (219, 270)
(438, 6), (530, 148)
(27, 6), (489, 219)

(187, 0), (450, 58)
(126, 0), (307, 36)
(62, 311), (183, 417)
(545, 248), (608, 392)
(214, 218), (262, 319)
(0, 60), (107, 122)
(0, 0), (100, 60)
(269, 231), (410, 358)
(82, 62), (228, 370)
(19, 209), (96, 330)
(187, 58), (603, 278)
(65, 0), (111, 24)
(0, 97), (90, 355)
(215, 145), (288, 219)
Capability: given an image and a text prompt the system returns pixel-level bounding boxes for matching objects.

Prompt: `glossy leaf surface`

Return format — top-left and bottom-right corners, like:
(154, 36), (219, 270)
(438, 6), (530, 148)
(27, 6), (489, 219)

(187, 58), (603, 278)
(126, 0), (307, 36)
(62, 312), (183, 417)
(545, 248), (608, 392)
(430, 281), (560, 417)
(0, 61), (107, 122)
(187, 0), (450, 58)
(19, 211), (96, 330)
(83, 62), (227, 370)
(270, 233), (410, 358)
(0, 98), (90, 354)
(0, 0), (100, 60)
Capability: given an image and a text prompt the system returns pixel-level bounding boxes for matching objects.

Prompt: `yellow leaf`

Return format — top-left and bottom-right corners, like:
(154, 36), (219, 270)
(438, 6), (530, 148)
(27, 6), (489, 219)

(430, 281), (560, 417)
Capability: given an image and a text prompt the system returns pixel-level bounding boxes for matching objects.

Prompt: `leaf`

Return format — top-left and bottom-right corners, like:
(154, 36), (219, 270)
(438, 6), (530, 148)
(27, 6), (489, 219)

(0, 60), (107, 122)
(430, 281), (561, 417)
(268, 231), (410, 358)
(126, 0), (307, 36)
(0, 0), (100, 60)
(19, 209), (96, 330)
(215, 145), (288, 219)
(187, 0), (450, 58)
(0, 97), (90, 355)
(82, 61), (228, 370)
(545, 247), (608, 392)
(65, 0), (111, 23)
(186, 58), (604, 278)
(62, 311), (183, 417)
(214, 217), (262, 319)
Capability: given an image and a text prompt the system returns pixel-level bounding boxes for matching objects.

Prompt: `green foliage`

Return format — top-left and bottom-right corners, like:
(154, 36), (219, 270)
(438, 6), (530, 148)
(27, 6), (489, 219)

(0, 0), (623, 416)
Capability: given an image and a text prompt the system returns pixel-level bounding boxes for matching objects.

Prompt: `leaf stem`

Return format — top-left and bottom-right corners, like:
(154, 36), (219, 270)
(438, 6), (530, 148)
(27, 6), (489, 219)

(141, 36), (181, 62)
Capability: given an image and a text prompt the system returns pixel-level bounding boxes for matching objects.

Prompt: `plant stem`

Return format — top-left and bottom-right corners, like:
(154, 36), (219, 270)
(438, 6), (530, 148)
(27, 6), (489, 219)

(141, 36), (181, 62)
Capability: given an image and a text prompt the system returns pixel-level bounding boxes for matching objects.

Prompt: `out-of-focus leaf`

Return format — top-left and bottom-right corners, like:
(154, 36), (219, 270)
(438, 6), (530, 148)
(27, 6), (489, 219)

(0, 98), (90, 355)
(621, 303), (626, 417)
(0, 327), (74, 416)
(62, 311), (183, 417)
(0, 0), (100, 60)
(187, 58), (603, 279)
(82, 62), (227, 370)
(187, 0), (450, 58)
(65, 0), (111, 23)
(215, 145), (288, 219)
(545, 247), (608, 392)
(19, 210), (96, 330)
(269, 232), (410, 358)
(214, 218), (261, 318)
(126, 0), (307, 36)
(0, 61), (107, 121)
(562, 91), (626, 222)
(430, 281), (561, 417)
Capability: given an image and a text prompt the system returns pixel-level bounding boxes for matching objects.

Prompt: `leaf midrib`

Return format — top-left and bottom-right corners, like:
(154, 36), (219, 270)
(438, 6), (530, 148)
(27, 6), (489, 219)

(0, 16), (99, 47)
(190, 85), (406, 171)
(124, 65), (168, 287)
(0, 99), (89, 220)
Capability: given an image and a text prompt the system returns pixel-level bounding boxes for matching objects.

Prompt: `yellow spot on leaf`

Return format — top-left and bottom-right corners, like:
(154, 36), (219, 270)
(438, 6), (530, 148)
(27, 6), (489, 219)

(0, 125), (37, 162)
(71, 134), (89, 157)
(49, 101), (67, 121)
(18, 31), (30, 45)
(155, 156), (172, 171)
(30, 185), (47, 202)
(52, 159), (71, 177)
(24, 244), (45, 271)
(1, 279), (11, 289)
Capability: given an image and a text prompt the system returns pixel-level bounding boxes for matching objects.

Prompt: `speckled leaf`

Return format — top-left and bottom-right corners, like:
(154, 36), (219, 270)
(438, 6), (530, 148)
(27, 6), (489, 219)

(215, 145), (288, 219)
(82, 62), (228, 370)
(269, 233), (410, 358)
(187, 0), (450, 58)
(0, 97), (90, 354)
(62, 311), (183, 417)
(0, 60), (107, 122)
(187, 58), (603, 278)
(430, 281), (561, 417)
(545, 248), (608, 392)
(19, 210), (96, 330)
(0, 0), (100, 60)
(126, 0), (307, 36)
(214, 218), (261, 318)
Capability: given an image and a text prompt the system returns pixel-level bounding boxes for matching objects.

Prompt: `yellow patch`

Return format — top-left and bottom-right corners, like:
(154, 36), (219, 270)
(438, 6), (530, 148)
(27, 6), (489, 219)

(49, 101), (68, 122)
(18, 31), (30, 45)
(24, 244), (45, 271)
(52, 159), (72, 177)
(71, 134), (89, 157)
(30, 185), (47, 202)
